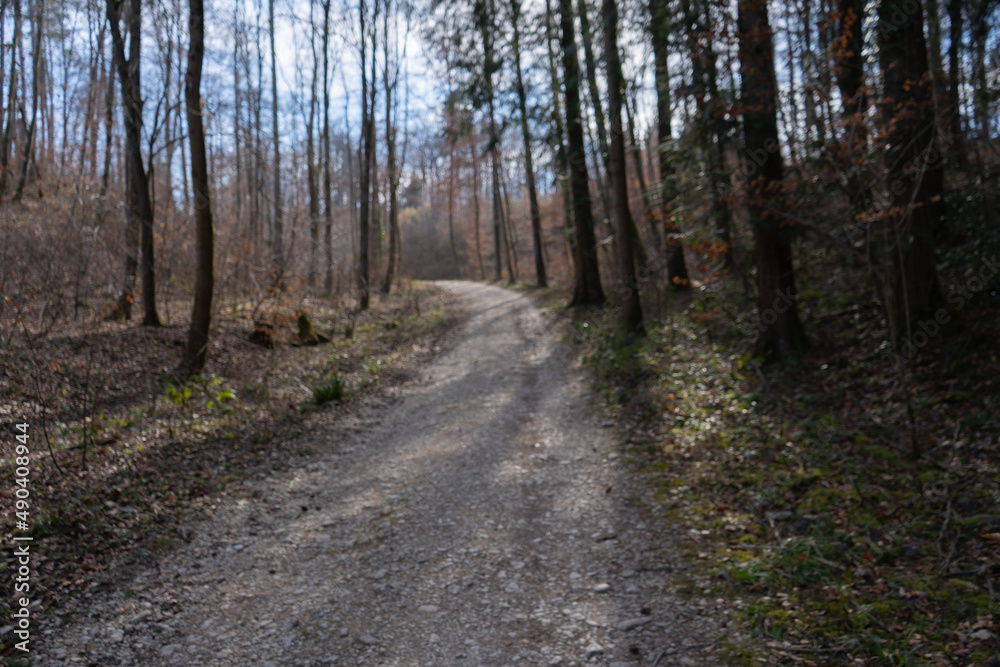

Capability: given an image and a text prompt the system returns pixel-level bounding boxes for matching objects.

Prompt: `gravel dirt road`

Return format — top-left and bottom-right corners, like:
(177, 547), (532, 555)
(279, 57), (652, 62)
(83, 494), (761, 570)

(34, 281), (727, 666)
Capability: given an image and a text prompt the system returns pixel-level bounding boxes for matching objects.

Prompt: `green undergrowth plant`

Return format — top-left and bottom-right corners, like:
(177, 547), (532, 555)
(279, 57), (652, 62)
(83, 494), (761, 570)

(314, 373), (345, 405)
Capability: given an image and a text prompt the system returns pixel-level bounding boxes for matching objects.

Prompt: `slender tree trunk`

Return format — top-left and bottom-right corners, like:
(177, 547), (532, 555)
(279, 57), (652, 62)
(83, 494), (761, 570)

(970, 1), (989, 141)
(738, 0), (806, 359)
(945, 0), (965, 166)
(878, 0), (945, 349)
(544, 0), (573, 279)
(107, 0), (161, 325)
(368, 6), (379, 287)
(306, 0), (320, 288)
(623, 93), (653, 269)
(14, 0), (42, 201)
(322, 0), (334, 293)
(181, 0), (214, 374)
(499, 163), (519, 282)
(511, 0), (546, 287)
(0, 0), (22, 190)
(78, 24), (105, 175)
(603, 0), (642, 334)
(576, 0), (609, 173)
(925, 0), (947, 129)
(834, 0), (871, 214)
(381, 0), (399, 294)
(447, 131), (459, 277)
(650, 0), (690, 287)
(475, 0), (504, 282)
(99, 52), (113, 198)
(357, 0), (371, 309)
(560, 0), (604, 306)
(269, 0), (283, 287)
(233, 10), (243, 232)
(470, 135), (485, 279)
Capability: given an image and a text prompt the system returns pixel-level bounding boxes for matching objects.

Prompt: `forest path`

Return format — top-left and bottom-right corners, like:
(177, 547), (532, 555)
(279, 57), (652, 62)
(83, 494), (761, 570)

(36, 281), (724, 666)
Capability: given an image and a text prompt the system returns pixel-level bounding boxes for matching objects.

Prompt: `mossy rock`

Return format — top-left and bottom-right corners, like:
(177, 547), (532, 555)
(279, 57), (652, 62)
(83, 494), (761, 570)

(297, 313), (330, 346)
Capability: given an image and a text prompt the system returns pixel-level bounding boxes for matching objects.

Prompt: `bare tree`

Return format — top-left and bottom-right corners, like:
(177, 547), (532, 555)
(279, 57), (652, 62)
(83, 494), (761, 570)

(180, 0), (214, 374)
(559, 0), (604, 306)
(107, 0), (161, 325)
(510, 0), (546, 287)
(738, 0), (806, 359)
(603, 0), (642, 334)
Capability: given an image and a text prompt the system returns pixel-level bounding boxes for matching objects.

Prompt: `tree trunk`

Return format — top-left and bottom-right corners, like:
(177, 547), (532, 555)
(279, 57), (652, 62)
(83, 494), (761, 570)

(269, 0), (283, 288)
(970, 1), (989, 141)
(470, 134), (485, 279)
(14, 0), (42, 201)
(0, 0), (22, 190)
(576, 0), (613, 234)
(650, 0), (690, 287)
(381, 0), (399, 294)
(544, 0), (573, 280)
(924, 0), (947, 129)
(99, 48), (113, 199)
(603, 0), (642, 334)
(180, 0), (214, 375)
(834, 0), (871, 214)
(322, 0), (334, 293)
(357, 0), (371, 309)
(447, 130), (459, 277)
(306, 0), (320, 288)
(623, 93), (653, 269)
(475, 0), (504, 282)
(107, 0), (161, 326)
(945, 0), (965, 166)
(560, 0), (604, 306)
(511, 0), (546, 287)
(738, 0), (806, 359)
(878, 0), (945, 349)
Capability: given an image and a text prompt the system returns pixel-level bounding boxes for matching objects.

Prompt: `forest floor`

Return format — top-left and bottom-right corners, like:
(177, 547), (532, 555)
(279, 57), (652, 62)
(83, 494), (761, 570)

(10, 282), (736, 666)
(515, 275), (1000, 666)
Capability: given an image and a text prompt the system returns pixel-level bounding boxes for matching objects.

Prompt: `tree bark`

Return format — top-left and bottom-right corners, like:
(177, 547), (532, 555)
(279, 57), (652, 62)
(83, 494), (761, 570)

(945, 0), (965, 166)
(878, 0), (945, 348)
(322, 0), (334, 293)
(924, 0), (947, 127)
(475, 0), (504, 282)
(107, 0), (161, 326)
(576, 0), (613, 235)
(269, 0), (284, 288)
(357, 0), (372, 309)
(833, 0), (872, 215)
(650, 0), (690, 287)
(180, 0), (214, 374)
(511, 0), (546, 287)
(306, 0), (320, 288)
(560, 0), (604, 306)
(544, 0), (573, 279)
(603, 0), (642, 334)
(381, 0), (399, 294)
(1, 0), (22, 190)
(14, 0), (42, 201)
(738, 0), (807, 359)
(470, 134), (485, 279)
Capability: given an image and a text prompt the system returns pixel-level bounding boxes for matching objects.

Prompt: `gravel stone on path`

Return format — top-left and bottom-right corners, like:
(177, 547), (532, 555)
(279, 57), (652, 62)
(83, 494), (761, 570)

(33, 282), (729, 665)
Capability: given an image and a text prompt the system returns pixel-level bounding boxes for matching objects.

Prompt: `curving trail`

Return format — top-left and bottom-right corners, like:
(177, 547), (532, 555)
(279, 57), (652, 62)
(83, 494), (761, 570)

(36, 282), (725, 666)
